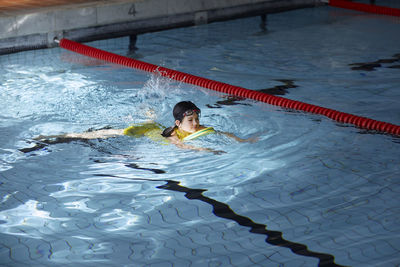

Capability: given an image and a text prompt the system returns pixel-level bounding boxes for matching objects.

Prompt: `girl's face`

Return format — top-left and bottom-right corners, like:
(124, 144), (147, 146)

(176, 113), (200, 133)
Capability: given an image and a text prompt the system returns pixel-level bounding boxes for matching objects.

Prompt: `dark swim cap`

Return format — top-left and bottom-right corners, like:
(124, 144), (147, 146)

(173, 101), (201, 122)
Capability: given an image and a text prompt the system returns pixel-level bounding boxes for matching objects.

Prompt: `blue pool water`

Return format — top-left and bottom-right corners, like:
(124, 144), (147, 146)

(1, 5), (400, 267)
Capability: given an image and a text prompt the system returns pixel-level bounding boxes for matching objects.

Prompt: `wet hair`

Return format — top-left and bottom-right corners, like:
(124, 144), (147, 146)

(173, 101), (200, 122)
(161, 101), (201, 137)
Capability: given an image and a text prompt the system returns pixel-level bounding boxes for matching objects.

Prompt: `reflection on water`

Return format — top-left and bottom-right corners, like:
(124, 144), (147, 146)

(1, 5), (400, 267)
(0, 200), (69, 239)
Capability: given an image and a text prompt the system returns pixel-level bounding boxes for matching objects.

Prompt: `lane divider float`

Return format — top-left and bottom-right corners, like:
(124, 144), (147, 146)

(325, 0), (400, 17)
(58, 38), (400, 136)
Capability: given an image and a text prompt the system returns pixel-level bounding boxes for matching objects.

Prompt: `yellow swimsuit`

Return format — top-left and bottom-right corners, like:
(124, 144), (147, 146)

(123, 122), (165, 143)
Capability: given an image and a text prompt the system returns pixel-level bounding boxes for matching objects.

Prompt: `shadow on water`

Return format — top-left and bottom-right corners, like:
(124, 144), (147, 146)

(206, 95), (250, 108)
(349, 53), (400, 71)
(258, 79), (299, 95)
(19, 137), (118, 155)
(158, 180), (344, 267)
(206, 79), (298, 108)
(95, 172), (343, 267)
(19, 137), (92, 154)
(125, 163), (166, 174)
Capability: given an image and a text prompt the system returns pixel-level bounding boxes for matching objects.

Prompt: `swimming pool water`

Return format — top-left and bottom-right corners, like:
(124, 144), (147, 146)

(1, 5), (400, 267)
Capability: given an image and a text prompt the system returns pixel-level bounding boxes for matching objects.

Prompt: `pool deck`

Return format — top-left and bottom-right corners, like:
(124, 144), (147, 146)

(0, 0), (320, 55)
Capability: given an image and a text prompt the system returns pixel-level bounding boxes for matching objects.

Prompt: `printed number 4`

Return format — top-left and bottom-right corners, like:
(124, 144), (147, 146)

(129, 4), (136, 16)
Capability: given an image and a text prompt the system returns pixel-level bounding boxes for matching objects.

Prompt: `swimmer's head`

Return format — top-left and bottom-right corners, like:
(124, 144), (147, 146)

(161, 101), (201, 137)
(173, 101), (201, 122)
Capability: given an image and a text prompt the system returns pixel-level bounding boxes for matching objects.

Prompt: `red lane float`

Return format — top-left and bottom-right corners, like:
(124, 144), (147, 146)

(328, 0), (400, 17)
(59, 38), (400, 136)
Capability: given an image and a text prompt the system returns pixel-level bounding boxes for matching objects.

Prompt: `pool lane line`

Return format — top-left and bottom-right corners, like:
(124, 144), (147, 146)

(94, 174), (344, 266)
(157, 180), (345, 267)
(58, 38), (400, 136)
(324, 0), (400, 17)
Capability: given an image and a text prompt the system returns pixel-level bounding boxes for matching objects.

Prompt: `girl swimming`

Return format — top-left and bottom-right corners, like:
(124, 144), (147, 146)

(24, 101), (256, 153)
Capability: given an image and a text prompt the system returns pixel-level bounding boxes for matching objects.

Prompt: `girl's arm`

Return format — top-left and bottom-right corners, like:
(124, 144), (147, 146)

(34, 129), (124, 141)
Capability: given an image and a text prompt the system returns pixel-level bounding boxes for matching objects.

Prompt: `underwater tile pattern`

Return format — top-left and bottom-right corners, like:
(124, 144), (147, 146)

(2, 152), (399, 267)
(1, 3), (400, 266)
